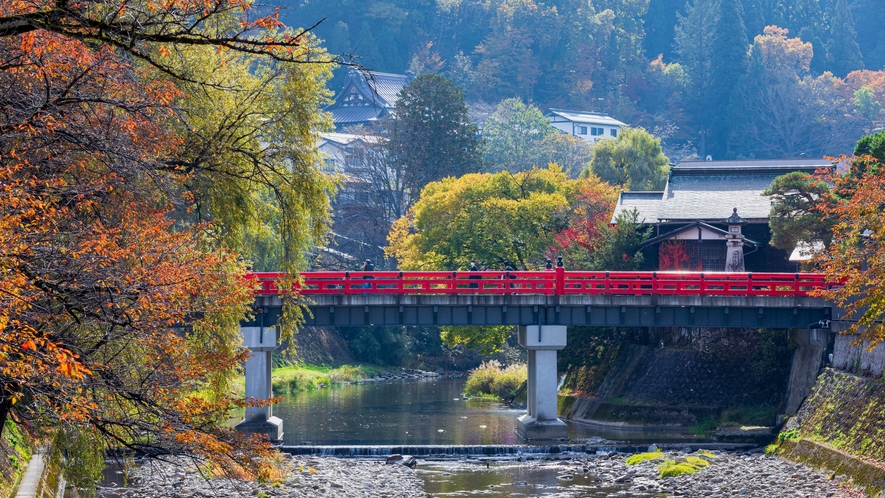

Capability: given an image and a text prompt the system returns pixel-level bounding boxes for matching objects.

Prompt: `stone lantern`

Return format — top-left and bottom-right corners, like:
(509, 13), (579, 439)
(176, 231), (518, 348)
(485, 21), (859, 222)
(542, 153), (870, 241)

(724, 207), (747, 272)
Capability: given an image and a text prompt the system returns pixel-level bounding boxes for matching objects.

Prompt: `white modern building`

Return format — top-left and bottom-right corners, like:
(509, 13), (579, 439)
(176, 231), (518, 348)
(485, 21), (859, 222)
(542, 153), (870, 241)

(545, 108), (627, 144)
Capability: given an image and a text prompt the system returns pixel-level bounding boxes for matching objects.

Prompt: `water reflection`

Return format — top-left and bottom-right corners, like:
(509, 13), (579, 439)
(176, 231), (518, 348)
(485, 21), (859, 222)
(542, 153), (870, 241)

(273, 377), (706, 446)
(275, 378), (524, 445)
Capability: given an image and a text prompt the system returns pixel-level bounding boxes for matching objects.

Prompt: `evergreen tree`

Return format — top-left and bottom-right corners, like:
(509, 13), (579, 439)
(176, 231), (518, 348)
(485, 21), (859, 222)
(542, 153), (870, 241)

(674, 0), (718, 156)
(850, 0), (885, 70)
(386, 74), (481, 209)
(707, 0), (749, 158)
(741, 0), (767, 38)
(824, 0), (864, 77)
(356, 21), (384, 70)
(643, 0), (683, 60)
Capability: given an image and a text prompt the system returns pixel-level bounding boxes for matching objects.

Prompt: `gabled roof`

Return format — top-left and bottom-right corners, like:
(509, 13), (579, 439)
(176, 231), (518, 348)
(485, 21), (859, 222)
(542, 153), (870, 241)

(545, 108), (627, 127)
(325, 69), (414, 126)
(642, 221), (758, 247)
(610, 191), (664, 224)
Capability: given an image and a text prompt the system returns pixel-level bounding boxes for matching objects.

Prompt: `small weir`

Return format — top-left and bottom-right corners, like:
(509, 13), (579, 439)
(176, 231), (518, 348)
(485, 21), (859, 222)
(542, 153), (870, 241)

(280, 444), (655, 458)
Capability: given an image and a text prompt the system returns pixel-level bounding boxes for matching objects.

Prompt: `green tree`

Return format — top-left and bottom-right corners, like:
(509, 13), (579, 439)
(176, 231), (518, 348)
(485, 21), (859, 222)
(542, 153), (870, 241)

(481, 98), (559, 172)
(584, 209), (651, 270)
(586, 127), (670, 191)
(763, 171), (835, 252)
(386, 74), (481, 211)
(643, 0), (683, 60)
(707, 0), (748, 157)
(387, 166), (577, 270)
(854, 86), (883, 123)
(825, 0), (864, 77)
(674, 0), (718, 153)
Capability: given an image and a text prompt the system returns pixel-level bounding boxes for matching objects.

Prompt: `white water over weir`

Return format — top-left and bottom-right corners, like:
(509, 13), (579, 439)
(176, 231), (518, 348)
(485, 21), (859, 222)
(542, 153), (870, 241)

(280, 444), (663, 458)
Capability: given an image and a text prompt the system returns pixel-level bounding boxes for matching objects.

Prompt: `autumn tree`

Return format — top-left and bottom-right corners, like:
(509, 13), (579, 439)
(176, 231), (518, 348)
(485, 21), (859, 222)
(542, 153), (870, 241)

(730, 27), (864, 158)
(386, 165), (616, 353)
(0, 0), (338, 483)
(387, 166), (579, 271)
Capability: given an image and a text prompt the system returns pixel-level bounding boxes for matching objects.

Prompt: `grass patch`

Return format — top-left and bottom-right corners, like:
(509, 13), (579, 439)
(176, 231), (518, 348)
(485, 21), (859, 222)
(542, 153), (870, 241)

(463, 360), (527, 400)
(626, 451), (664, 465)
(1, 419), (33, 497)
(270, 364), (385, 394)
(690, 417), (717, 435)
(658, 456), (710, 478)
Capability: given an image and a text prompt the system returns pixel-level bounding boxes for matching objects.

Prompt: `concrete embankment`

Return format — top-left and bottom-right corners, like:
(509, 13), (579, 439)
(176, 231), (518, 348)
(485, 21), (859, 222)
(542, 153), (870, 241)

(558, 327), (804, 434)
(777, 366), (885, 495)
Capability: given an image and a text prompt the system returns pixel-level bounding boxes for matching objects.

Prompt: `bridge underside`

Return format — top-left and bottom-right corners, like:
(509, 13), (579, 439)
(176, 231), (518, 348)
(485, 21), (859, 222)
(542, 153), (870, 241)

(249, 295), (832, 329)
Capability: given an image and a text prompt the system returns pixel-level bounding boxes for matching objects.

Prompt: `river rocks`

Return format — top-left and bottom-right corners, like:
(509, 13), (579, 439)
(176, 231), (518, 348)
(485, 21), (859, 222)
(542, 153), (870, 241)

(540, 449), (864, 497)
(358, 369), (441, 383)
(386, 454), (417, 468)
(97, 449), (865, 497)
(97, 455), (427, 498)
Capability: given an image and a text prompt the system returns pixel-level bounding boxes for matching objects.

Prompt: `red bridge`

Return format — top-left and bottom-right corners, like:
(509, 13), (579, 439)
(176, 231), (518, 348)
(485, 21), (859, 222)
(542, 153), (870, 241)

(248, 269), (833, 298)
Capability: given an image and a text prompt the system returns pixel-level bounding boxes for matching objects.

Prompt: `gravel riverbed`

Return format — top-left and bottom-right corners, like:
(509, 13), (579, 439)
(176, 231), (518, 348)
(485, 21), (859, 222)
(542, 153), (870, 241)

(97, 449), (866, 497)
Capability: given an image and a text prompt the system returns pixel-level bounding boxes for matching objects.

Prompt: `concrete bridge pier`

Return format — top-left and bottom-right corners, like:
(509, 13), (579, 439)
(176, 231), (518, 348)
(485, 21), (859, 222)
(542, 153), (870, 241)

(235, 326), (283, 441)
(517, 325), (568, 440)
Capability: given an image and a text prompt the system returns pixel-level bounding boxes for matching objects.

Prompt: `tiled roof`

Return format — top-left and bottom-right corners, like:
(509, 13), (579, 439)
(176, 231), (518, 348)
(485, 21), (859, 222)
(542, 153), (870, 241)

(327, 106), (389, 126)
(607, 158), (833, 223)
(326, 70), (414, 125)
(657, 159), (831, 221)
(546, 108), (627, 127)
(610, 191), (664, 224)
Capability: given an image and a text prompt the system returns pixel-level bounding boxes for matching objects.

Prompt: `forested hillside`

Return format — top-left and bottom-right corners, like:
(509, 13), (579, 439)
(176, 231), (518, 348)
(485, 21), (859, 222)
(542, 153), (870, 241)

(287, 0), (885, 160)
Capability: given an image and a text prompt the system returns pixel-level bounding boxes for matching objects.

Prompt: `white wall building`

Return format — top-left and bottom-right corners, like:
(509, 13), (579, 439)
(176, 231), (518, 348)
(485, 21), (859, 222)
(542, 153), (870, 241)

(545, 108), (627, 144)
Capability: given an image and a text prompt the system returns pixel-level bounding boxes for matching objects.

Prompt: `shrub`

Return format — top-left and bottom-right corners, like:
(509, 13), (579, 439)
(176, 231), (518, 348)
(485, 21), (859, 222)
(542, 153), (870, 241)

(464, 360), (527, 400)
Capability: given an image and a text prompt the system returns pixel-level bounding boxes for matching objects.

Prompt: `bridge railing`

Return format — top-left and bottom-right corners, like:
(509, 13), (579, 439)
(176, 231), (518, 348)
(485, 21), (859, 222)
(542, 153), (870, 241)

(247, 270), (833, 298)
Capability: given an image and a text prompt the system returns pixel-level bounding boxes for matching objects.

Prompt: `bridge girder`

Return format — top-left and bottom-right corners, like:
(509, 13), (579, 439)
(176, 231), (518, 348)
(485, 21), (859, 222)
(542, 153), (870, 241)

(247, 295), (833, 329)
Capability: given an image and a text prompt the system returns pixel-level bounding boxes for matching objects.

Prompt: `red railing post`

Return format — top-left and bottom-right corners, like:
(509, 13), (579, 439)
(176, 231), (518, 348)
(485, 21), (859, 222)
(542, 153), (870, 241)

(555, 267), (565, 295)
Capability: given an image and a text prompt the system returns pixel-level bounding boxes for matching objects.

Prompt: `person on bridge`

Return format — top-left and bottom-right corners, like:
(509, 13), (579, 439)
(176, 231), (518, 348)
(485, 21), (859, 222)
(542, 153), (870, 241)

(503, 262), (516, 289)
(361, 259), (375, 290)
(469, 261), (480, 289)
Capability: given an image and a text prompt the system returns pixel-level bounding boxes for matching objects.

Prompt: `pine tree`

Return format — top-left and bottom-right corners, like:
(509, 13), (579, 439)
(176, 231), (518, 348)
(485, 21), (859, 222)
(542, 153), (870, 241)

(708, 0), (749, 158)
(674, 0), (718, 154)
(850, 0), (885, 70)
(356, 21), (384, 70)
(643, 0), (683, 60)
(825, 0), (864, 77)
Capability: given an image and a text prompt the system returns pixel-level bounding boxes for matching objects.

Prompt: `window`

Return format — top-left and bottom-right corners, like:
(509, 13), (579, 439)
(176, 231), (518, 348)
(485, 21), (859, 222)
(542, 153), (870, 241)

(590, 127), (604, 136)
(576, 126), (587, 135)
(610, 128), (618, 137)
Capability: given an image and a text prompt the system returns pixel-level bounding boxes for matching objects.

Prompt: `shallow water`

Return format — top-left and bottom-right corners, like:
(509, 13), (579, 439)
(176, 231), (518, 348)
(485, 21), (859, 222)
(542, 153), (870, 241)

(274, 377), (704, 446)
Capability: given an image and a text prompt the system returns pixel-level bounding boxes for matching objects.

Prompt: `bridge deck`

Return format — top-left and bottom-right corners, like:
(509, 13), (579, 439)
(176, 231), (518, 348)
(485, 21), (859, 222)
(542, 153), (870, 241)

(247, 271), (834, 328)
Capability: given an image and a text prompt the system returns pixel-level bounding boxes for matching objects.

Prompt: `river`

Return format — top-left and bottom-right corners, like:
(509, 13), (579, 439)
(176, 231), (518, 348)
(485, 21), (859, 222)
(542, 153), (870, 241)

(275, 376), (702, 447)
(274, 376), (696, 496)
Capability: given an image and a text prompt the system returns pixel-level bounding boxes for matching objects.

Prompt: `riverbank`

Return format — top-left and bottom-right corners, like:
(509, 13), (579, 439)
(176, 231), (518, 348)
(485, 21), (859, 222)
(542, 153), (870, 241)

(96, 448), (865, 497)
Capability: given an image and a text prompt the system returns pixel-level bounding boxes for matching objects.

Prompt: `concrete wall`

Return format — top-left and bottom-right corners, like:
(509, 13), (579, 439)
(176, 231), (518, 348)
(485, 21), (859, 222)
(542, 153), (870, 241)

(832, 333), (885, 376)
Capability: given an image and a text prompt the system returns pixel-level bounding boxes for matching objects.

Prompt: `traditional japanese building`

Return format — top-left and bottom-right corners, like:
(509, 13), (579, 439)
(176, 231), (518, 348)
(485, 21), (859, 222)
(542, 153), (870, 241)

(325, 69), (414, 130)
(610, 158), (832, 272)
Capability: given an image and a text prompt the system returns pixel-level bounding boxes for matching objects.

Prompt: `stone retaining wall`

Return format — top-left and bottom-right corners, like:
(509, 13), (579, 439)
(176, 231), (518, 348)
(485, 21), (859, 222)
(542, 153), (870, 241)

(832, 333), (885, 376)
(779, 439), (885, 495)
